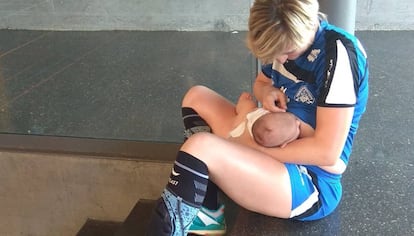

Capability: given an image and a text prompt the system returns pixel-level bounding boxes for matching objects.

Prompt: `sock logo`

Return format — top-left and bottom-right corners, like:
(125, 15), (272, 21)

(171, 168), (180, 176)
(168, 177), (179, 186)
(194, 180), (207, 192)
(194, 193), (204, 204)
(184, 126), (211, 138)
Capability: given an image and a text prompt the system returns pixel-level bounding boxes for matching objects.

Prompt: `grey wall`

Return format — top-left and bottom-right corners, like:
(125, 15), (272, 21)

(0, 150), (172, 235)
(356, 0), (414, 30)
(0, 0), (413, 31)
(0, 0), (252, 31)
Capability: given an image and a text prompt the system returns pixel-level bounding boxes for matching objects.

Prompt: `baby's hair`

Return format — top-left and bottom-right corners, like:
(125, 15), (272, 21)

(252, 112), (298, 147)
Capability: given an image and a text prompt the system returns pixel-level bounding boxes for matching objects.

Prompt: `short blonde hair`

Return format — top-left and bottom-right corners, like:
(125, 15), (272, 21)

(247, 0), (320, 64)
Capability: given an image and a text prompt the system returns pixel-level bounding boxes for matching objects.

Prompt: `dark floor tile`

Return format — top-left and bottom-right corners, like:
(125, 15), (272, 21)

(0, 30), (255, 142)
(0, 30), (46, 56)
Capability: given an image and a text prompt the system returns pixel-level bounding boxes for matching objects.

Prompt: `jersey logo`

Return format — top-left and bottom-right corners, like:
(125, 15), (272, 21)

(294, 86), (315, 105)
(325, 59), (334, 89)
(307, 49), (321, 62)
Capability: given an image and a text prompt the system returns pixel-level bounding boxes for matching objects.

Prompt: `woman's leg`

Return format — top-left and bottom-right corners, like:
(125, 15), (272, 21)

(147, 133), (292, 235)
(181, 85), (239, 215)
(182, 86), (291, 215)
(181, 133), (292, 217)
(182, 85), (238, 138)
(147, 150), (210, 236)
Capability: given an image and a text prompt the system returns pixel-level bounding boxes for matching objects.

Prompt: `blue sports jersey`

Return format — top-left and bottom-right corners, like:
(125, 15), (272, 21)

(262, 20), (369, 165)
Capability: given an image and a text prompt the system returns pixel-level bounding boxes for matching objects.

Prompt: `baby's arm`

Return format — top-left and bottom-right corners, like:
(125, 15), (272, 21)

(233, 92), (257, 128)
(226, 92), (258, 141)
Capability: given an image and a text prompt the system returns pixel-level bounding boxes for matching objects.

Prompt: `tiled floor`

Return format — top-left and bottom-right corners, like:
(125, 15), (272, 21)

(0, 30), (413, 235)
(0, 30), (256, 142)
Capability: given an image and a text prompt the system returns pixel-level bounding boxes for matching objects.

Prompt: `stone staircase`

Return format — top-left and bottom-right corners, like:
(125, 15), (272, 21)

(76, 193), (343, 236)
(76, 197), (238, 236)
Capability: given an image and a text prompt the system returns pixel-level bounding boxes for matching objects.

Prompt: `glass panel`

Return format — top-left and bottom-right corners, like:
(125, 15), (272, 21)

(0, 1), (256, 143)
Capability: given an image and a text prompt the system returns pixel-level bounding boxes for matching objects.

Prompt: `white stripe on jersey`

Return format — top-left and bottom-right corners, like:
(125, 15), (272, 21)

(325, 40), (356, 105)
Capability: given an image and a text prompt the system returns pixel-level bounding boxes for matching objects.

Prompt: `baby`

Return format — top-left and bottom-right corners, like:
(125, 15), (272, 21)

(229, 92), (314, 147)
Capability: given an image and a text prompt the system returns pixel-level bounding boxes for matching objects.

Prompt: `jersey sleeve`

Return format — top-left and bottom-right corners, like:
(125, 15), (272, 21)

(261, 63), (273, 79)
(318, 39), (358, 107)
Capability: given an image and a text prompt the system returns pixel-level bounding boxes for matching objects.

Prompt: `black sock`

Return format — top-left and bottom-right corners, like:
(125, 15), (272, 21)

(202, 181), (219, 210)
(166, 151), (209, 207)
(181, 107), (219, 210)
(182, 107), (211, 140)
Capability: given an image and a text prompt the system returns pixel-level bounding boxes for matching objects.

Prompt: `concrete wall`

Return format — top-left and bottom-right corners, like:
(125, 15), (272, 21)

(0, 0), (413, 31)
(0, 0), (252, 31)
(0, 150), (171, 236)
(356, 0), (414, 30)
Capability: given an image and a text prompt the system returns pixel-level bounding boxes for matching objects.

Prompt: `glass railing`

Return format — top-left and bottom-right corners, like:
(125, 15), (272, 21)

(0, 1), (256, 151)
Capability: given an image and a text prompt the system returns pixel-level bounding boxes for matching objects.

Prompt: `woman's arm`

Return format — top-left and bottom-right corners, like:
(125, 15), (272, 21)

(259, 106), (354, 166)
(251, 70), (354, 166)
(231, 106), (353, 166)
(297, 120), (314, 139)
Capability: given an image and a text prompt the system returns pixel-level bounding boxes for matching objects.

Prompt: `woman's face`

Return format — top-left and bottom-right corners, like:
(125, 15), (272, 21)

(275, 47), (304, 64)
(274, 25), (318, 64)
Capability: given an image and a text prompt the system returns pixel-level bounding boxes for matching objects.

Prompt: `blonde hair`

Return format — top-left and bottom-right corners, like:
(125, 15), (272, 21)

(247, 0), (320, 64)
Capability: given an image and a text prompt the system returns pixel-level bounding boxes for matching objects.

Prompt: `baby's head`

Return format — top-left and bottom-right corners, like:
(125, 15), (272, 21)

(252, 112), (300, 148)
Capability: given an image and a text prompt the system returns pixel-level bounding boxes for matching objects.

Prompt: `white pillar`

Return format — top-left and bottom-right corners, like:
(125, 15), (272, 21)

(319, 0), (357, 34)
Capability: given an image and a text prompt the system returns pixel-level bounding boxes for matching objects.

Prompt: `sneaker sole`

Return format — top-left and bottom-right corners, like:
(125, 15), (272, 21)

(188, 229), (226, 235)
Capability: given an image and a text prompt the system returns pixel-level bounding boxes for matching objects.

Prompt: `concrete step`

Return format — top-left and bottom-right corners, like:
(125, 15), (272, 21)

(0, 148), (175, 236)
(113, 197), (240, 236)
(77, 193), (348, 236)
(76, 219), (121, 236)
(114, 199), (155, 236)
(76, 194), (241, 236)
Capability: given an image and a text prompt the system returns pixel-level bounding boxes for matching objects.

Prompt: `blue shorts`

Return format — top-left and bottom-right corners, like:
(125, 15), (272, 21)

(285, 163), (342, 221)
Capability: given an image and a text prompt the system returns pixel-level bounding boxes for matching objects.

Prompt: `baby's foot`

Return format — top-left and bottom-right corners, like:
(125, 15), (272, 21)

(236, 92), (257, 111)
(238, 92), (253, 102)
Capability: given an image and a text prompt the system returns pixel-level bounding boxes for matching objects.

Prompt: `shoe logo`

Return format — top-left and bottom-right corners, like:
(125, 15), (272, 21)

(171, 168), (180, 177)
(197, 210), (220, 226)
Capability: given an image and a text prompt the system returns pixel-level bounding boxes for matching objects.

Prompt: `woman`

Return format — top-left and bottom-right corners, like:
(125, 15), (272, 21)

(147, 0), (369, 235)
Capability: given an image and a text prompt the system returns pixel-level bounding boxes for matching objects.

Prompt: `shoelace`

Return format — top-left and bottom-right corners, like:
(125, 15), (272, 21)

(176, 196), (185, 236)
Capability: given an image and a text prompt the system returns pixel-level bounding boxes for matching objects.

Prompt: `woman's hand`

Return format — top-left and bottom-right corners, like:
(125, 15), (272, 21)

(253, 72), (287, 112)
(261, 85), (287, 112)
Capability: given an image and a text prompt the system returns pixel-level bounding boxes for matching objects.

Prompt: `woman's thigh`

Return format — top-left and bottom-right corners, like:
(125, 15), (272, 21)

(181, 132), (292, 218)
(182, 85), (237, 137)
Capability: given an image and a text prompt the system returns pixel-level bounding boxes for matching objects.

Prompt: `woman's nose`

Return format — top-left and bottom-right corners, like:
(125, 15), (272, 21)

(276, 55), (288, 64)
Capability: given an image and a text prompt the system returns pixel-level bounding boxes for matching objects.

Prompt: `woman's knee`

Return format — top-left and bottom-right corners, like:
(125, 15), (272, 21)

(180, 132), (223, 162)
(181, 132), (214, 151)
(182, 85), (211, 107)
